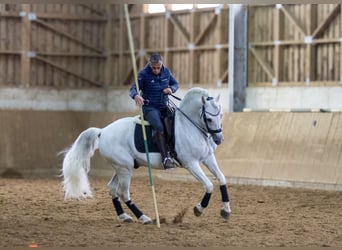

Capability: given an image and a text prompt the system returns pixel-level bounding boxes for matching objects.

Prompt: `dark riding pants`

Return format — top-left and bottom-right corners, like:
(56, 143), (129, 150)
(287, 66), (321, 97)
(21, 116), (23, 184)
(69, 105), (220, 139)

(143, 106), (166, 133)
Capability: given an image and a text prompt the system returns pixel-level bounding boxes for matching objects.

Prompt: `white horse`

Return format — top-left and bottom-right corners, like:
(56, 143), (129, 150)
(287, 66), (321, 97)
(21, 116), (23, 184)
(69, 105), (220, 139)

(61, 87), (231, 224)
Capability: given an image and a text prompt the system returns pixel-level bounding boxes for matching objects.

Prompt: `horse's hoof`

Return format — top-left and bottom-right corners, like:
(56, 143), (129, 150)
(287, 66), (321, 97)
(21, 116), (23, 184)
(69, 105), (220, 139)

(118, 213), (133, 223)
(193, 206), (202, 217)
(143, 220), (152, 225)
(138, 215), (152, 225)
(220, 209), (230, 220)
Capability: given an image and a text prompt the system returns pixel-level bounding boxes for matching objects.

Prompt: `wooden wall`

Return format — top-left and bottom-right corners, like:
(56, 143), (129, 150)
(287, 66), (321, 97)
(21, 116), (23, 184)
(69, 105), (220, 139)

(0, 4), (108, 88)
(0, 4), (341, 89)
(248, 4), (342, 86)
(111, 4), (229, 88)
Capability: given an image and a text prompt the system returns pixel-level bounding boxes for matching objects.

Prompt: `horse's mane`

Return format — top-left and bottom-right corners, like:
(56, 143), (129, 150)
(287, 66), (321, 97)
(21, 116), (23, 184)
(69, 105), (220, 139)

(179, 87), (209, 110)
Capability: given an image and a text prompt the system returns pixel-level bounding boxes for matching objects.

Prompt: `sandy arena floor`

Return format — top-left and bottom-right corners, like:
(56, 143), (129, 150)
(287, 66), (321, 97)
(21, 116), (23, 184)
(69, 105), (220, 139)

(1, 174), (341, 247)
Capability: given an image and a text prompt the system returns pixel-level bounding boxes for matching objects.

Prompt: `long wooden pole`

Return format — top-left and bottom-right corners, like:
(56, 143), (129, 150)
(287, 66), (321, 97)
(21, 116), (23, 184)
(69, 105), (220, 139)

(124, 4), (160, 228)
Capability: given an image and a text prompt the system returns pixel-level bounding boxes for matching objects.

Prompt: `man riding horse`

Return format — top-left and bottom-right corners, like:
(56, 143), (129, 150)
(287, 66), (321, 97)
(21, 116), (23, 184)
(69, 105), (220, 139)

(129, 53), (179, 170)
(61, 87), (230, 224)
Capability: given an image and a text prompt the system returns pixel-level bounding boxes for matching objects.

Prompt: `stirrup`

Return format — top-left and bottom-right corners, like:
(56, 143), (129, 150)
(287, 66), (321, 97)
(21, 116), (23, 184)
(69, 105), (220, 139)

(163, 157), (174, 170)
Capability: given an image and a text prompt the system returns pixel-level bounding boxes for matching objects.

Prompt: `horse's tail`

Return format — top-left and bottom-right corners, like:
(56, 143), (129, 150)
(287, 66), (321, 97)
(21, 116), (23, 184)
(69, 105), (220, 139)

(60, 127), (101, 200)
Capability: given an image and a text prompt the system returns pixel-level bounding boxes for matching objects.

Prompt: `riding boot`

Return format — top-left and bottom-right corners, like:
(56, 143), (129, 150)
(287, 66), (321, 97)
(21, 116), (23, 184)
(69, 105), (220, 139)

(155, 131), (174, 170)
(163, 116), (176, 158)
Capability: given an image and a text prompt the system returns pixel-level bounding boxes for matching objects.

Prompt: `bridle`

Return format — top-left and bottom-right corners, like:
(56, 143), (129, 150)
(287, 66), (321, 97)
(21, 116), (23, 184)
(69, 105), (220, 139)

(200, 97), (222, 134)
(170, 95), (222, 138)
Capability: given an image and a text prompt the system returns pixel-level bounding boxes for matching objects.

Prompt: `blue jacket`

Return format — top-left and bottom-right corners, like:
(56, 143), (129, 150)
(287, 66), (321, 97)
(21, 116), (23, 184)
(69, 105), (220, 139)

(129, 63), (179, 110)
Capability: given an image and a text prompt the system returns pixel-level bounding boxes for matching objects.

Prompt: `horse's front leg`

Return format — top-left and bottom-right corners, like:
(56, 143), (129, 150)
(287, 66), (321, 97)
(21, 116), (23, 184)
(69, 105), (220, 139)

(186, 162), (214, 217)
(203, 154), (231, 219)
(219, 185), (231, 219)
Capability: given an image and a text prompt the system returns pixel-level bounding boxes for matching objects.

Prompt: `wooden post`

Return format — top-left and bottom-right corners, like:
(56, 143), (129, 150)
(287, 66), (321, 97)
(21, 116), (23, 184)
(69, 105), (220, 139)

(215, 5), (223, 86)
(189, 7), (196, 87)
(164, 4), (172, 66)
(305, 4), (317, 84)
(104, 4), (113, 88)
(118, 4), (124, 87)
(274, 4), (284, 85)
(21, 4), (31, 86)
(341, 5), (342, 84)
(139, 7), (146, 69)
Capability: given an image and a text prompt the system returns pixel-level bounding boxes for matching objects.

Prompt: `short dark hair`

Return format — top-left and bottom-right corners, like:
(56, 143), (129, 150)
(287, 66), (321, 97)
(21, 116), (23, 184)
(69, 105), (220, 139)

(149, 54), (163, 64)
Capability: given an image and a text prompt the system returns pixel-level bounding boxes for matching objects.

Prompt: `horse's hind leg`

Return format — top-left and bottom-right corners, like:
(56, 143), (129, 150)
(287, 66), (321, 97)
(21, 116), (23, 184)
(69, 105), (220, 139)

(112, 168), (152, 225)
(108, 174), (133, 223)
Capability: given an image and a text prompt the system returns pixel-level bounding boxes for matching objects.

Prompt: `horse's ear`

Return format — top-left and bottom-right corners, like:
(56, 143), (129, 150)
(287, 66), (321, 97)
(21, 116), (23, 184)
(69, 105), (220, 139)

(202, 95), (206, 104)
(215, 93), (221, 102)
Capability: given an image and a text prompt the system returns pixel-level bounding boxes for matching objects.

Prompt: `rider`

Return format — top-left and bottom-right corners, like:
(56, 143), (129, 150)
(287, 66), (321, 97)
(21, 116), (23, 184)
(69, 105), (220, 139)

(129, 53), (179, 170)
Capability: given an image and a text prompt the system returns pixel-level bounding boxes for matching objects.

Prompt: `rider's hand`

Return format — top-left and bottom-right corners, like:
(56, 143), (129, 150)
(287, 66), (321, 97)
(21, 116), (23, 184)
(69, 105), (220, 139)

(163, 87), (172, 95)
(134, 95), (145, 106)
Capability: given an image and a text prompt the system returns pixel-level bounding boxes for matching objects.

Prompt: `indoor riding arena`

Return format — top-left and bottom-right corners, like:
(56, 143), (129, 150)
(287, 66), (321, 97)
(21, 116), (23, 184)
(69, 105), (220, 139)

(1, 4), (342, 248)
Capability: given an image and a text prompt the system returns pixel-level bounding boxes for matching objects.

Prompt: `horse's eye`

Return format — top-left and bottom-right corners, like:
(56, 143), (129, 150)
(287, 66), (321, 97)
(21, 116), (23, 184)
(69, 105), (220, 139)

(207, 118), (212, 123)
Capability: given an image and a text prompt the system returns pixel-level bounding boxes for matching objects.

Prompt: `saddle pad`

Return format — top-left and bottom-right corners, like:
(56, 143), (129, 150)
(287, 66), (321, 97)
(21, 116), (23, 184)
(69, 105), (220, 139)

(134, 123), (159, 153)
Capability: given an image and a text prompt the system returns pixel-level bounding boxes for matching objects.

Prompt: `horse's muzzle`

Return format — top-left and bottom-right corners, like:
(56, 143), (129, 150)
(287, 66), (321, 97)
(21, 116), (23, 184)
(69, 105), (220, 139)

(213, 134), (224, 145)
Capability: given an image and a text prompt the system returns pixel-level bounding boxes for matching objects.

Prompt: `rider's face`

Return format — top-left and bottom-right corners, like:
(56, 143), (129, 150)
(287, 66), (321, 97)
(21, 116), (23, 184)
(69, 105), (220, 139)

(150, 62), (162, 75)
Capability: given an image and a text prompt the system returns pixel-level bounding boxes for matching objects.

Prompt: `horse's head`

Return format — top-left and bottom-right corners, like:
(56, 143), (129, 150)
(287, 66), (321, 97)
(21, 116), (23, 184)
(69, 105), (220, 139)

(201, 94), (223, 145)
(179, 87), (224, 145)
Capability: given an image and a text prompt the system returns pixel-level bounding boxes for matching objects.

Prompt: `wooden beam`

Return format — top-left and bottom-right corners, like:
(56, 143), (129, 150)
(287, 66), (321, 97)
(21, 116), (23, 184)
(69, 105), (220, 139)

(168, 14), (190, 42)
(189, 7), (196, 87)
(0, 12), (21, 18)
(194, 13), (217, 45)
(215, 6), (223, 85)
(0, 50), (22, 55)
(123, 54), (139, 85)
(273, 4), (284, 83)
(34, 56), (103, 87)
(281, 5), (306, 36)
(36, 52), (105, 58)
(78, 4), (106, 16)
(250, 38), (341, 46)
(305, 42), (313, 84)
(139, 11), (146, 69)
(305, 4), (317, 83)
(164, 5), (170, 65)
(311, 4), (340, 38)
(118, 5), (125, 87)
(219, 69), (228, 82)
(33, 19), (103, 54)
(21, 4), (31, 86)
(340, 4), (342, 84)
(36, 12), (107, 21)
(110, 44), (229, 56)
(104, 4), (113, 87)
(249, 46), (274, 80)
